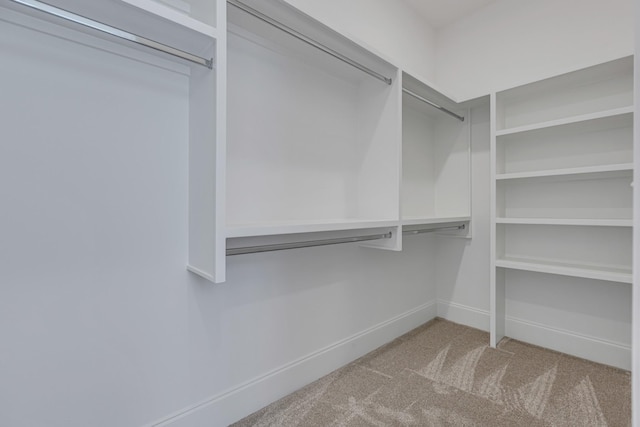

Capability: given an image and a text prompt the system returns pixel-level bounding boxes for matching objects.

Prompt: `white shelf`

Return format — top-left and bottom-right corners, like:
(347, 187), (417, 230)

(496, 163), (633, 181)
(496, 106), (634, 137)
(121, 0), (218, 37)
(496, 218), (633, 227)
(11, 0), (219, 60)
(226, 219), (400, 238)
(496, 256), (632, 284)
(402, 216), (471, 226)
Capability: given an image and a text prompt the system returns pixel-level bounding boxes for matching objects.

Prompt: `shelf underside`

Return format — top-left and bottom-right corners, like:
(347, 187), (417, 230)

(226, 219), (399, 238)
(496, 106), (633, 136)
(495, 218), (632, 227)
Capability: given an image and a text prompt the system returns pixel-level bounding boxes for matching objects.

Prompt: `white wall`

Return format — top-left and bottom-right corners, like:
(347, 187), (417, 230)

(283, 0), (438, 82)
(436, 0), (634, 101)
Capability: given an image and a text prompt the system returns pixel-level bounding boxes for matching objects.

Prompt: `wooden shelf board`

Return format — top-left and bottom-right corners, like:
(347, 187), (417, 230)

(495, 256), (632, 283)
(226, 219), (400, 238)
(496, 163), (633, 181)
(496, 106), (634, 137)
(496, 218), (633, 227)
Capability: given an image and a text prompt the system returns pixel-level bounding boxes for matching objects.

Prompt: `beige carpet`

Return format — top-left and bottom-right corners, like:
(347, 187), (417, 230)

(232, 318), (631, 426)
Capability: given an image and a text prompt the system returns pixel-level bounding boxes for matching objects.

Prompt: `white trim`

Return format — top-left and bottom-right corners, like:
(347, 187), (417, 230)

(505, 316), (631, 370)
(437, 300), (490, 331)
(435, 300), (631, 370)
(147, 301), (437, 426)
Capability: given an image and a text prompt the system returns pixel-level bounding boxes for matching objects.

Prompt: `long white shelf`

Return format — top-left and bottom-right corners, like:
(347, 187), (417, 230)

(401, 216), (471, 226)
(496, 163), (633, 181)
(226, 219), (400, 238)
(5, 0), (218, 61)
(495, 256), (632, 284)
(496, 106), (634, 137)
(496, 218), (633, 227)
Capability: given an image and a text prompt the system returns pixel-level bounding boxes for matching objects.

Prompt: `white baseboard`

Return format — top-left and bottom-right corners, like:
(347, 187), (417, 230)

(435, 300), (630, 370)
(437, 300), (490, 331)
(505, 316), (631, 370)
(148, 301), (437, 427)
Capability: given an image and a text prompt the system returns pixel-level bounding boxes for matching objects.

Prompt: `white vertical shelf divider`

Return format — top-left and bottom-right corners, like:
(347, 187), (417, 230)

(489, 92), (504, 347)
(185, 0), (226, 283)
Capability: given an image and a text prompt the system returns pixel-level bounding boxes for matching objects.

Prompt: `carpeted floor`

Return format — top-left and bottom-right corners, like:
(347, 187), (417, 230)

(232, 318), (631, 426)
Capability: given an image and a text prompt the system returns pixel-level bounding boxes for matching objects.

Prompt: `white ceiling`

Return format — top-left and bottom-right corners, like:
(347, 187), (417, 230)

(403, 0), (497, 29)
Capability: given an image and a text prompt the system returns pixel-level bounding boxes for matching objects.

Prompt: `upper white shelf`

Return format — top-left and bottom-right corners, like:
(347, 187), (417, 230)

(7, 0), (218, 61)
(496, 256), (632, 284)
(496, 218), (633, 227)
(495, 163), (633, 181)
(121, 0), (218, 37)
(226, 219), (400, 239)
(496, 106), (634, 137)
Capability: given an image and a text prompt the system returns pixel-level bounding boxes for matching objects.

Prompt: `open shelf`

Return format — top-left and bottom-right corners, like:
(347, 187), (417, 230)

(496, 106), (633, 137)
(496, 110), (632, 175)
(401, 72), (471, 224)
(496, 256), (632, 284)
(14, 0), (219, 60)
(226, 219), (400, 238)
(496, 175), (633, 220)
(496, 163), (633, 181)
(496, 218), (633, 227)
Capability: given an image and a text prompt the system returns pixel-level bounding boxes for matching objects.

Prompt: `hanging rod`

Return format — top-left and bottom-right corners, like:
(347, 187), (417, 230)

(9, 0), (214, 69)
(227, 231), (392, 256)
(228, 0), (392, 85)
(403, 224), (466, 235)
(402, 88), (464, 122)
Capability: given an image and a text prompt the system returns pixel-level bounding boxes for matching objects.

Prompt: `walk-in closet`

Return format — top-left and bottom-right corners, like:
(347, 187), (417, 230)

(1, 0), (637, 425)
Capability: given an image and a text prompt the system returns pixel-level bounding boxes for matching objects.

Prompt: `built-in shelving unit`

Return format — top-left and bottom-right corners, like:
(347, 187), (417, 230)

(217, 0), (473, 268)
(401, 72), (471, 237)
(225, 0), (401, 256)
(490, 56), (634, 369)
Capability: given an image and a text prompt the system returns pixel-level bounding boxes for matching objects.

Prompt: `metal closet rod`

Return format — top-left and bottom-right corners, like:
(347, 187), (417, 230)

(227, 232), (392, 256)
(10, 0), (214, 69)
(402, 88), (464, 122)
(228, 0), (392, 85)
(227, 223), (466, 256)
(403, 224), (466, 235)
